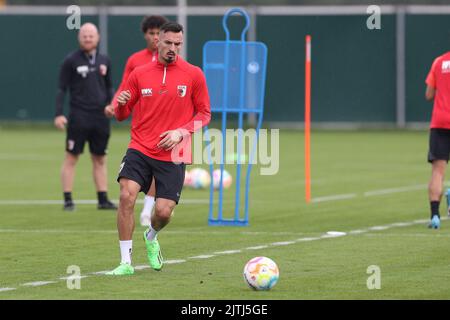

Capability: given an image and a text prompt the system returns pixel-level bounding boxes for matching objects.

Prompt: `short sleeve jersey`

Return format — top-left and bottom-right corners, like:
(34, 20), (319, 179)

(426, 52), (450, 129)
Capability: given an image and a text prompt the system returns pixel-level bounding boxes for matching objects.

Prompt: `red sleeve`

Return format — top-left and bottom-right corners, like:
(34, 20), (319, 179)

(112, 56), (134, 109)
(426, 58), (439, 88)
(178, 68), (211, 134)
(114, 69), (140, 121)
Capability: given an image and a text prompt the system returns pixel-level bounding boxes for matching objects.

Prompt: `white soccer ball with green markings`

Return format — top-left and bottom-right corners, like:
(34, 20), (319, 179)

(243, 256), (279, 290)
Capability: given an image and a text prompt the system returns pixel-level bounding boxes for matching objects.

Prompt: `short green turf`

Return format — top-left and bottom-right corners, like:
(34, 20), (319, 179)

(0, 127), (449, 299)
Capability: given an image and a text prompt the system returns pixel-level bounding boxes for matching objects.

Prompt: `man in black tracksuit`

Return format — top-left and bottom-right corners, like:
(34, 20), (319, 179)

(54, 22), (117, 211)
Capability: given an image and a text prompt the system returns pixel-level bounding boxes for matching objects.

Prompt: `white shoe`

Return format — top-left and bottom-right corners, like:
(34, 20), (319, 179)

(140, 214), (151, 227)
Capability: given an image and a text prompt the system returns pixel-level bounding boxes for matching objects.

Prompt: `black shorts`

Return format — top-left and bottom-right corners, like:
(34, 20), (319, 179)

(66, 115), (110, 156)
(428, 128), (450, 163)
(117, 149), (186, 204)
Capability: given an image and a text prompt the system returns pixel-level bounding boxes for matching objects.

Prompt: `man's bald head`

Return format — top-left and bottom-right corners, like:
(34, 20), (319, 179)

(78, 23), (99, 53)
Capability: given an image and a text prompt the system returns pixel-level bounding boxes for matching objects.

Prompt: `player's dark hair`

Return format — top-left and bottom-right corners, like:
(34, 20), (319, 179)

(141, 15), (169, 33)
(160, 22), (184, 34)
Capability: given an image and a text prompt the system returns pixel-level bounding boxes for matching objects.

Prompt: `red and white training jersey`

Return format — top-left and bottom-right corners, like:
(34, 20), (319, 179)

(115, 56), (211, 163)
(426, 51), (450, 129)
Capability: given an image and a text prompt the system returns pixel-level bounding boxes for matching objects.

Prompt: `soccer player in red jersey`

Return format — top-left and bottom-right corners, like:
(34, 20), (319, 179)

(113, 15), (168, 227)
(107, 22), (211, 275)
(425, 51), (450, 229)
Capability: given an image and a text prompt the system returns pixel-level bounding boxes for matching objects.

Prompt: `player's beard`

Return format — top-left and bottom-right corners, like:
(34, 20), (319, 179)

(164, 51), (176, 64)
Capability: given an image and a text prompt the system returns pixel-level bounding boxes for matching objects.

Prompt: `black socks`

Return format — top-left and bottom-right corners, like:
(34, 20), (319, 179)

(97, 191), (108, 204)
(430, 201), (440, 219)
(64, 192), (72, 203)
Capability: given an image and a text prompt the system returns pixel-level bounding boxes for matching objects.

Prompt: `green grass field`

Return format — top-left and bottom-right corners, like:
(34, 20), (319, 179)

(1, 126), (449, 299)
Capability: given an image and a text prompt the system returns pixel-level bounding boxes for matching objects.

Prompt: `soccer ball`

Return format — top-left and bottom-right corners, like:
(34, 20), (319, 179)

(189, 168), (211, 189)
(212, 169), (232, 189)
(243, 256), (279, 290)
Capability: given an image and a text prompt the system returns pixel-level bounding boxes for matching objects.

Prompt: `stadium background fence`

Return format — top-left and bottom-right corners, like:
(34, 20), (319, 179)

(0, 5), (448, 128)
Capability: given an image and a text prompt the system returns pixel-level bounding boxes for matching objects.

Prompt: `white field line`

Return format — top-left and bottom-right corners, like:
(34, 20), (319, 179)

(363, 233), (450, 238)
(244, 245), (269, 250)
(296, 237), (321, 242)
(241, 231), (306, 236)
(21, 281), (58, 287)
(270, 241), (297, 246)
(319, 234), (346, 239)
(213, 250), (242, 255)
(312, 183), (434, 203)
(0, 217), (435, 294)
(165, 259), (187, 264)
(389, 222), (414, 227)
(363, 184), (428, 197)
(348, 230), (367, 235)
(367, 226), (391, 231)
(91, 271), (110, 276)
(311, 194), (357, 203)
(133, 265), (150, 271)
(59, 275), (89, 281)
(188, 255), (216, 259)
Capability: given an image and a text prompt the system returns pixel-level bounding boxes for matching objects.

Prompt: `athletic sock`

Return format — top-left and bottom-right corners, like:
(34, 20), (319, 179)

(142, 196), (155, 216)
(97, 191), (108, 204)
(64, 192), (72, 203)
(119, 240), (133, 265)
(146, 226), (158, 241)
(430, 201), (440, 219)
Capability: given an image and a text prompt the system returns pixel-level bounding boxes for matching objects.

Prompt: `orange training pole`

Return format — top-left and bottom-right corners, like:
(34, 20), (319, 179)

(305, 35), (311, 203)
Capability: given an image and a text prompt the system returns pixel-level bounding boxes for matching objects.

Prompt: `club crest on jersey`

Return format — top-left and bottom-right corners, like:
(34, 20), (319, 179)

(177, 85), (187, 97)
(99, 64), (108, 76)
(442, 61), (450, 73)
(141, 88), (152, 97)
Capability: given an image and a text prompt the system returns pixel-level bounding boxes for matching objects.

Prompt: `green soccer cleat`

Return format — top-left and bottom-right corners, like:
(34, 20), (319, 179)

(143, 230), (163, 271)
(105, 262), (134, 276)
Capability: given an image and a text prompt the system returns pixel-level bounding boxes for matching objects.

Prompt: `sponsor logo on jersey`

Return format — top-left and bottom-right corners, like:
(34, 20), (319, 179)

(76, 65), (89, 78)
(141, 88), (153, 97)
(442, 60), (450, 73)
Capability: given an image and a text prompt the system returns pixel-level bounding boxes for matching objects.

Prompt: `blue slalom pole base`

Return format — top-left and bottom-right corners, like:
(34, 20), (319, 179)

(208, 219), (249, 226)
